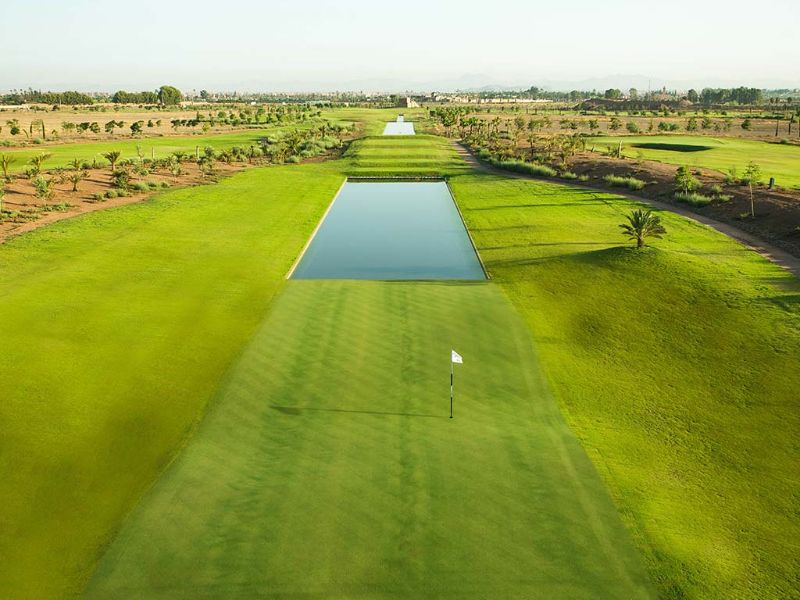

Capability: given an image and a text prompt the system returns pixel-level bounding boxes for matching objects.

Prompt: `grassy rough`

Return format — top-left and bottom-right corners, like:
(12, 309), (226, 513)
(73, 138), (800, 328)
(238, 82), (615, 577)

(1, 119), (349, 173)
(0, 164), (344, 599)
(450, 174), (800, 599)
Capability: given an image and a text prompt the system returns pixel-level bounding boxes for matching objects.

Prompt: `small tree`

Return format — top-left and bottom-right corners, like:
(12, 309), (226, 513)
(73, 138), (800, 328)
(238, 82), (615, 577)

(620, 209), (667, 249)
(66, 171), (85, 192)
(609, 117), (622, 131)
(29, 153), (52, 176)
(1, 154), (16, 181)
(743, 162), (762, 217)
(103, 150), (121, 172)
(33, 176), (54, 200)
(111, 167), (131, 190)
(674, 165), (700, 194)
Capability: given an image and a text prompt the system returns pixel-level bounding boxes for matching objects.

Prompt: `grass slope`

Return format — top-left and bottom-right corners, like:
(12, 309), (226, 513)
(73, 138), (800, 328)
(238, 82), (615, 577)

(0, 165), (343, 599)
(84, 280), (654, 600)
(344, 134), (470, 177)
(450, 174), (800, 598)
(590, 134), (800, 189)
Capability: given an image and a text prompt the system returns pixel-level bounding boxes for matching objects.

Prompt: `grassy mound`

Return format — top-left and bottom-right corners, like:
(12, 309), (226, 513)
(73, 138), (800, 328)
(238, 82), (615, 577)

(451, 174), (800, 599)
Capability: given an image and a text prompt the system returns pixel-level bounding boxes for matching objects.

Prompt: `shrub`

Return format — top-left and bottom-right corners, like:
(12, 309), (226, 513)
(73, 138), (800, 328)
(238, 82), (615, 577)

(559, 171), (578, 180)
(490, 158), (556, 177)
(105, 189), (118, 199)
(131, 181), (149, 192)
(286, 155), (301, 163)
(33, 176), (54, 199)
(577, 174), (590, 182)
(625, 122), (639, 133)
(674, 191), (714, 206)
(603, 174), (646, 190)
(159, 181), (171, 188)
(111, 168), (131, 190)
(91, 192), (105, 202)
(40, 202), (71, 212)
(147, 181), (159, 189)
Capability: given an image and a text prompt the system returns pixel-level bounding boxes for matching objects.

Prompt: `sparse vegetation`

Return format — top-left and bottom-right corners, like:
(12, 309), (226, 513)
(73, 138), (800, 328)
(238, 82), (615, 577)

(603, 174), (646, 190)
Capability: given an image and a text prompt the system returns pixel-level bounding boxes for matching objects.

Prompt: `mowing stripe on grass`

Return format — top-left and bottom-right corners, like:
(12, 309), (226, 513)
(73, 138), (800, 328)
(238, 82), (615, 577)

(83, 280), (655, 599)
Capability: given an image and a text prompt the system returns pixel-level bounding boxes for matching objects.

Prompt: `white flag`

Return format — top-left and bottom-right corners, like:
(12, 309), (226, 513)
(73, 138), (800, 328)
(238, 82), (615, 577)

(451, 350), (463, 364)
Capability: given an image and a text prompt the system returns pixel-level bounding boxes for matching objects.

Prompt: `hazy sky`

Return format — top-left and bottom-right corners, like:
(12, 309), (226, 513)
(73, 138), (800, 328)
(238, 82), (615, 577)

(2, 0), (798, 91)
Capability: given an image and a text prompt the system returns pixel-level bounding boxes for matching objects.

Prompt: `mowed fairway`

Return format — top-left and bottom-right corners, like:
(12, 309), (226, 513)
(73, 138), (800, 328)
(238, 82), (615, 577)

(344, 135), (470, 177)
(450, 175), (800, 598)
(84, 280), (653, 599)
(590, 134), (800, 189)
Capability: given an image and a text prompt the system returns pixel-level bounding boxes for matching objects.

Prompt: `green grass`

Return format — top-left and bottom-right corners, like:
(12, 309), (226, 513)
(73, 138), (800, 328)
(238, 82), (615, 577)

(83, 280), (653, 599)
(0, 164), (344, 599)
(3, 132), (799, 599)
(590, 135), (800, 189)
(450, 175), (800, 599)
(344, 134), (470, 177)
(0, 120), (344, 172)
(325, 107), (429, 136)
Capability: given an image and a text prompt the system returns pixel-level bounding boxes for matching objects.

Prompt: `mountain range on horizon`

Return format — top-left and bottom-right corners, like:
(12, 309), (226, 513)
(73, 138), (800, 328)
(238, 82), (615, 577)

(3, 73), (799, 95)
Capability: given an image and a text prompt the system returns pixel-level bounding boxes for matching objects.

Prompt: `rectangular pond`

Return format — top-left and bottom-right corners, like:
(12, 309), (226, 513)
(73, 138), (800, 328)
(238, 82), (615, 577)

(383, 116), (415, 135)
(290, 181), (485, 280)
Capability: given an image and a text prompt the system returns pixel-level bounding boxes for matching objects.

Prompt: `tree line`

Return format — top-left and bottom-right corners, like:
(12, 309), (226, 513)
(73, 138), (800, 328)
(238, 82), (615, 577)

(0, 90), (96, 105)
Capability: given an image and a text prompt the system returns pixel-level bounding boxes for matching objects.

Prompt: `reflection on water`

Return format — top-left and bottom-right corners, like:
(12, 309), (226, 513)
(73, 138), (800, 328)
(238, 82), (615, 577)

(291, 182), (485, 280)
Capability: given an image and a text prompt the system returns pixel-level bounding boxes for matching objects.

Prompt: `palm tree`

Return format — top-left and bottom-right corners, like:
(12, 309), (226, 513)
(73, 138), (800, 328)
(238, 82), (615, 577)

(620, 209), (667, 249)
(28, 152), (52, 176)
(67, 172), (84, 192)
(103, 150), (121, 172)
(1, 154), (16, 181)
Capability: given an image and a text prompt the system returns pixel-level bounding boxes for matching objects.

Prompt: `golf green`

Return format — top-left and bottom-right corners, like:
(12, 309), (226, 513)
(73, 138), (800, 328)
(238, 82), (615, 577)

(83, 280), (654, 599)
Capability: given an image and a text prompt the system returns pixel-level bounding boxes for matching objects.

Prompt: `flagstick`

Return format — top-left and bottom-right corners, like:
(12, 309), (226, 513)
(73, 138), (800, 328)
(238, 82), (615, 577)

(450, 360), (454, 419)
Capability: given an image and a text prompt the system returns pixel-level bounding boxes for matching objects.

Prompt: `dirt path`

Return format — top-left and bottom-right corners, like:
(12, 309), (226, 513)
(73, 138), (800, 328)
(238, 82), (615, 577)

(453, 142), (800, 279)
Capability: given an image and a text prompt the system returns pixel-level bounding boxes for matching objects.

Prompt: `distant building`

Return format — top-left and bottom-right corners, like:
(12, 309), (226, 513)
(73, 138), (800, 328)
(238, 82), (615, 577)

(398, 97), (420, 108)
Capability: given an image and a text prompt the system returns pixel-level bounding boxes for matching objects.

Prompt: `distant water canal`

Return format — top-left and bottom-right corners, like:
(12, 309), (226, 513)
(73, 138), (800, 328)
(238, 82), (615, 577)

(383, 115), (415, 135)
(290, 181), (485, 280)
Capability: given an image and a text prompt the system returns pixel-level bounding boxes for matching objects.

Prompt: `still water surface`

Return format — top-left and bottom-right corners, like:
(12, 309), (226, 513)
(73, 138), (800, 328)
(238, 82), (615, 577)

(291, 182), (485, 280)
